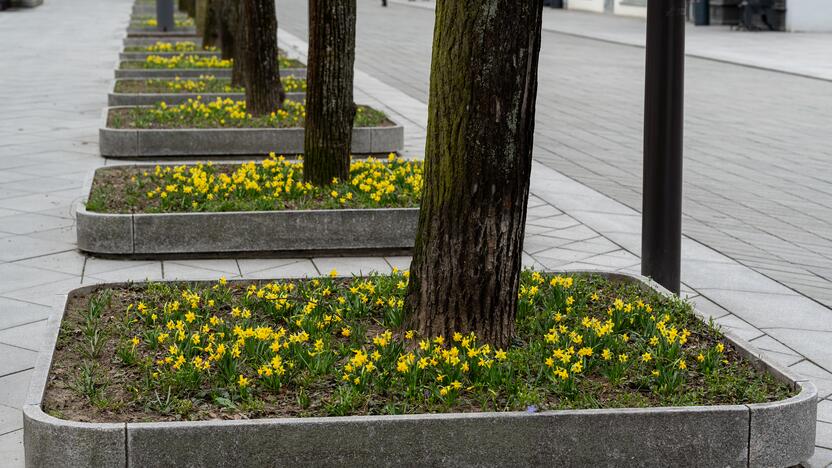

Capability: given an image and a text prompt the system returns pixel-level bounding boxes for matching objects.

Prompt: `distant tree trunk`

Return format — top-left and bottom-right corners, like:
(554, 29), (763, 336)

(201, 0), (220, 49)
(218, 0), (237, 61)
(178, 0), (188, 13)
(303, 0), (357, 186)
(182, 0), (196, 18)
(239, 0), (284, 115)
(404, 0), (544, 349)
(223, 0), (245, 87)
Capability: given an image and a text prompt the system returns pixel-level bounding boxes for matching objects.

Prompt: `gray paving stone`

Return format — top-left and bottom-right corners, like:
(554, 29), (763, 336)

(0, 298), (52, 332)
(0, 371), (32, 410)
(0, 264), (77, 296)
(13, 251), (86, 276)
(802, 446), (832, 468)
(0, 430), (23, 468)
(237, 259), (320, 280)
(0, 405), (22, 436)
(0, 344), (36, 379)
(713, 313), (765, 342)
(789, 360), (832, 400)
(818, 399), (832, 424)
(748, 335), (805, 367)
(312, 257), (392, 276)
(818, 421), (832, 450)
(0, 321), (47, 353)
(163, 260), (241, 281)
(698, 289), (832, 332)
(384, 256), (412, 271)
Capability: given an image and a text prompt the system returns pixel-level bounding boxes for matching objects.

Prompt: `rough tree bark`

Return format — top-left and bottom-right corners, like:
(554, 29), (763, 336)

(303, 0), (357, 186)
(239, 0), (284, 116)
(218, 0), (237, 61)
(404, 0), (544, 349)
(201, 0), (220, 49)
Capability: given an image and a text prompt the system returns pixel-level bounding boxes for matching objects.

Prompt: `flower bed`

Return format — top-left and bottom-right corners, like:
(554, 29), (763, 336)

(119, 54), (303, 70)
(113, 75), (306, 94)
(108, 99), (384, 130)
(87, 155), (421, 213)
(76, 157), (421, 255)
(123, 41), (211, 53)
(42, 272), (793, 421)
(132, 18), (194, 28)
(24, 272), (818, 466)
(108, 76), (307, 107)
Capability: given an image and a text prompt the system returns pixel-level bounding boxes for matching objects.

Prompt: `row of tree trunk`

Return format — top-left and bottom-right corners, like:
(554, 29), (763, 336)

(185, 0), (545, 348)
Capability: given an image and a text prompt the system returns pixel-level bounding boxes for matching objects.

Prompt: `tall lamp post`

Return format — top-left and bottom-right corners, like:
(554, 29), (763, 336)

(641, 0), (685, 294)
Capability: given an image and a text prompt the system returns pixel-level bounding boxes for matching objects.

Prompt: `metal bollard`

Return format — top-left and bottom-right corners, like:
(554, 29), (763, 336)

(156, 0), (175, 31)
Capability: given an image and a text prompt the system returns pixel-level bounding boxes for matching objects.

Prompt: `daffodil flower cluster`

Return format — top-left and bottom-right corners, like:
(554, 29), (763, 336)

(151, 75), (306, 94)
(64, 270), (785, 421)
(128, 41), (216, 53)
(132, 54), (299, 70)
(119, 98), (385, 130)
(140, 18), (194, 27)
(99, 153), (422, 213)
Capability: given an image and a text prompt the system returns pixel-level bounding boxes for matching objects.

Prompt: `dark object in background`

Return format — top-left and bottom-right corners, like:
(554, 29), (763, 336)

(381, 0), (387, 5)
(156, 0), (176, 31)
(0, 0), (9, 11)
(543, 0), (564, 7)
(739, 0), (776, 30)
(692, 0), (710, 25)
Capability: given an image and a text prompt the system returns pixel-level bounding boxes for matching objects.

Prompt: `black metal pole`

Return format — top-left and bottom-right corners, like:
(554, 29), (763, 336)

(641, 0), (685, 294)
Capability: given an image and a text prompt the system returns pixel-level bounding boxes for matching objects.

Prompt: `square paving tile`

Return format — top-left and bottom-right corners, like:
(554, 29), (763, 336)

(312, 257), (392, 276)
(803, 446), (832, 468)
(14, 251), (86, 276)
(0, 235), (75, 262)
(0, 370), (32, 410)
(0, 430), (23, 468)
(0, 405), (23, 436)
(748, 335), (804, 367)
(0, 264), (78, 295)
(818, 399), (832, 424)
(384, 256), (412, 271)
(0, 344), (36, 379)
(238, 259), (320, 279)
(163, 260), (241, 281)
(0, 320), (47, 353)
(713, 313), (765, 342)
(0, 297), (52, 331)
(789, 360), (832, 400)
(818, 421), (832, 450)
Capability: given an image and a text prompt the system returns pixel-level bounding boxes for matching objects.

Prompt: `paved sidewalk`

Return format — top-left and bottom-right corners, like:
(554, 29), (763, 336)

(390, 0), (832, 81)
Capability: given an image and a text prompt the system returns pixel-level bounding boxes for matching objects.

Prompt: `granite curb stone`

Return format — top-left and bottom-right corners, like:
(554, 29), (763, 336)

(22, 274), (818, 467)
(107, 79), (306, 106)
(98, 107), (405, 157)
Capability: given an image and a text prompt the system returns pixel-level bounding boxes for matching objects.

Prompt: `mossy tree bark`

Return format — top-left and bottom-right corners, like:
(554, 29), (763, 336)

(303, 0), (357, 186)
(239, 0), (284, 115)
(404, 0), (544, 349)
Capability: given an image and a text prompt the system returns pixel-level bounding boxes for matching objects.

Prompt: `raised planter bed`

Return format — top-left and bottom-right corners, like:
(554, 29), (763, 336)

(115, 66), (306, 80)
(23, 272), (817, 467)
(108, 88), (305, 107)
(124, 36), (203, 48)
(120, 50), (221, 60)
(99, 106), (404, 157)
(76, 162), (418, 256)
(126, 26), (197, 38)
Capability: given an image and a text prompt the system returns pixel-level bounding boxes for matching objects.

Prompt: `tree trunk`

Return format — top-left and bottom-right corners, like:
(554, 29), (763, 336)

(183, 0), (196, 18)
(201, 0), (220, 49)
(404, 0), (544, 349)
(239, 0), (284, 116)
(178, 0), (188, 13)
(218, 0), (237, 61)
(303, 0), (357, 186)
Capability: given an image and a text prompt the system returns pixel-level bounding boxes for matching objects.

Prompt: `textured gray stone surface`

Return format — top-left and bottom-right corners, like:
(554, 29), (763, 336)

(125, 406), (750, 467)
(76, 205), (134, 255)
(115, 65), (305, 80)
(748, 381), (818, 467)
(77, 207), (418, 256)
(99, 109), (404, 157)
(107, 89), (306, 107)
(23, 406), (125, 468)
